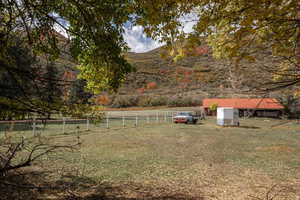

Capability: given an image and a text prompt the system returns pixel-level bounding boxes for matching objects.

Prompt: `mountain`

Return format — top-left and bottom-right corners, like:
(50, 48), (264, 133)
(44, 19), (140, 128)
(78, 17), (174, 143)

(50, 34), (277, 107)
(119, 45), (274, 100)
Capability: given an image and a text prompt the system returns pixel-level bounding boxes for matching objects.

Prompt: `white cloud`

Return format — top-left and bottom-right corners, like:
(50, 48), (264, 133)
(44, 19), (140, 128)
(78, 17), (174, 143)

(124, 25), (163, 53)
(183, 21), (196, 34)
(124, 13), (198, 53)
(53, 13), (198, 53)
(180, 12), (198, 34)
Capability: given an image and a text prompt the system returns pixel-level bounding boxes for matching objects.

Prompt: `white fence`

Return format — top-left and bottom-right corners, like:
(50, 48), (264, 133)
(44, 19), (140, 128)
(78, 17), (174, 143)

(0, 110), (194, 137)
(103, 110), (179, 128)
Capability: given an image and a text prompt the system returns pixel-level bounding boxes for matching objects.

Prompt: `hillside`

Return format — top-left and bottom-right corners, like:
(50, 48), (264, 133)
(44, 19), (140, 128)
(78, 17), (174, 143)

(49, 35), (278, 107)
(50, 33), (275, 99)
(119, 45), (275, 99)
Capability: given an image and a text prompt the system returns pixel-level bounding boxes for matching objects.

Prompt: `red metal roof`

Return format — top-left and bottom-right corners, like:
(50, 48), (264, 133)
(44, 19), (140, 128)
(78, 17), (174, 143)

(203, 98), (284, 109)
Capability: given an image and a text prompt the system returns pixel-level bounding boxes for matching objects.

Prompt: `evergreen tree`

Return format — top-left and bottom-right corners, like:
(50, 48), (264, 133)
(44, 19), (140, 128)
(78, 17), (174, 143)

(40, 61), (63, 118)
(68, 79), (92, 105)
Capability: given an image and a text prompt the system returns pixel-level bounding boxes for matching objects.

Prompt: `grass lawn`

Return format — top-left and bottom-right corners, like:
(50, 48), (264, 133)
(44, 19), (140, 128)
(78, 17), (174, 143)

(2, 117), (300, 200)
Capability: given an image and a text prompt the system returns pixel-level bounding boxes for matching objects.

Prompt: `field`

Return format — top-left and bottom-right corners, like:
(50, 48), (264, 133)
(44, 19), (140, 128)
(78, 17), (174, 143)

(2, 116), (300, 200)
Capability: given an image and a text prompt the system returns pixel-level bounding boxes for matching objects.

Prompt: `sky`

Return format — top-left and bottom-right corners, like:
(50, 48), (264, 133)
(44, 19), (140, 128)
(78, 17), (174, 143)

(54, 14), (197, 53)
(123, 25), (163, 53)
(124, 14), (197, 53)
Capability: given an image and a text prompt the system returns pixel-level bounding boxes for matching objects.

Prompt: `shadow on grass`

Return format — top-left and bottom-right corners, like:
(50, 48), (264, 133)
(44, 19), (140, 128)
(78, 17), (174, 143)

(237, 125), (260, 129)
(173, 123), (204, 126)
(58, 174), (204, 200)
(1, 172), (203, 200)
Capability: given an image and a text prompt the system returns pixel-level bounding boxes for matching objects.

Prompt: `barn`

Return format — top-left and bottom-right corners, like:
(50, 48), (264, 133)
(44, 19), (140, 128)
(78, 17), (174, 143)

(203, 98), (284, 117)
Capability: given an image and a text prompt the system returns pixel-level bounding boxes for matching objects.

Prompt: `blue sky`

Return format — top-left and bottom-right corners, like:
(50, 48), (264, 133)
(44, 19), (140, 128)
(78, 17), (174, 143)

(124, 14), (197, 53)
(124, 25), (163, 53)
(54, 14), (197, 53)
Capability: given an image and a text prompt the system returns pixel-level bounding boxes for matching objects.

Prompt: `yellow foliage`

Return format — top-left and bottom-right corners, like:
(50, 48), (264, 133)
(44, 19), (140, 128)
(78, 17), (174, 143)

(293, 91), (300, 98)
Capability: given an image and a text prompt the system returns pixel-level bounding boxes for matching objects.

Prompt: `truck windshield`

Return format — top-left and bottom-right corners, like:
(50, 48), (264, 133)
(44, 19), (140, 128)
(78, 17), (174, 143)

(178, 112), (192, 116)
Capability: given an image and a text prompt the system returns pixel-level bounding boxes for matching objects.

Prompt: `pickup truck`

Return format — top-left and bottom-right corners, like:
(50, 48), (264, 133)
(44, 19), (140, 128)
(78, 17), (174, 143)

(173, 112), (198, 124)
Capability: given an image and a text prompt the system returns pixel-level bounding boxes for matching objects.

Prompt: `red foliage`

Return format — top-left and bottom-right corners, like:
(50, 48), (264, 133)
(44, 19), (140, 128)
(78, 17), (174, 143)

(146, 82), (157, 90)
(175, 68), (194, 83)
(159, 69), (170, 75)
(181, 78), (191, 83)
(184, 70), (192, 76)
(62, 71), (76, 81)
(195, 46), (209, 55)
(137, 87), (145, 94)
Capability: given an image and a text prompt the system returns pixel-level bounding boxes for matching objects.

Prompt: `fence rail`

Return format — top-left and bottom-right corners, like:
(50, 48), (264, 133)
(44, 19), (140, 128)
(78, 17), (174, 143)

(0, 110), (195, 137)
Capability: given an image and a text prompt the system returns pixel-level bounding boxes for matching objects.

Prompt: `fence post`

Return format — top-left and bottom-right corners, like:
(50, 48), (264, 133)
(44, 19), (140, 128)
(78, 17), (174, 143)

(62, 117), (66, 134)
(76, 126), (80, 144)
(122, 113), (125, 127)
(147, 114), (150, 124)
(135, 114), (138, 127)
(156, 111), (159, 123)
(106, 113), (109, 129)
(86, 117), (90, 131)
(164, 112), (167, 122)
(32, 116), (36, 136)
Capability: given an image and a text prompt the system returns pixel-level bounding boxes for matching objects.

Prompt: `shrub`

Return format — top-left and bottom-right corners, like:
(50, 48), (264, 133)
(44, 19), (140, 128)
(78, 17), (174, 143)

(111, 95), (139, 108)
(209, 103), (218, 111)
(137, 96), (168, 107)
(146, 82), (157, 90)
(138, 96), (152, 107)
(167, 96), (202, 107)
(167, 96), (184, 107)
(150, 96), (168, 106)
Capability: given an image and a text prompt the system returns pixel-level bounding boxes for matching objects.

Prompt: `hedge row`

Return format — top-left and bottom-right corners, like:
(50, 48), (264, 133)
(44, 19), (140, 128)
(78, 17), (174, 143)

(110, 95), (203, 108)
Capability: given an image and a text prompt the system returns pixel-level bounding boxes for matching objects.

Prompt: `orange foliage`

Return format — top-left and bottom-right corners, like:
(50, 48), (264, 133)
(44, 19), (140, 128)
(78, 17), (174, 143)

(62, 71), (76, 81)
(137, 87), (145, 94)
(146, 82), (157, 89)
(95, 95), (110, 105)
(195, 46), (209, 55)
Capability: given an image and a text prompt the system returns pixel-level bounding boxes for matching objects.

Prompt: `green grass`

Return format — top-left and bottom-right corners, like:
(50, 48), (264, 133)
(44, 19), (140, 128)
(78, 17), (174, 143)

(48, 118), (300, 183)
(3, 117), (300, 199)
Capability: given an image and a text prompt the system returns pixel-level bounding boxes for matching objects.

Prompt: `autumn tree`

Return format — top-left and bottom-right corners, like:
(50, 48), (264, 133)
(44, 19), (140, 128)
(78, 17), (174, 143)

(1, 0), (133, 96)
(133, 0), (300, 91)
(2, 0), (299, 106)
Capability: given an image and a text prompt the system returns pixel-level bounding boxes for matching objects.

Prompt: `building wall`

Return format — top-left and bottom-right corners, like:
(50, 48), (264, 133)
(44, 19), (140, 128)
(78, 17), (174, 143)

(205, 108), (282, 118)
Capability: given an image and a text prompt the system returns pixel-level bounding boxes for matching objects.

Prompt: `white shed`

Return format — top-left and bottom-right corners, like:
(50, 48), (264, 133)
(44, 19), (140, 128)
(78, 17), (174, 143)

(217, 107), (239, 126)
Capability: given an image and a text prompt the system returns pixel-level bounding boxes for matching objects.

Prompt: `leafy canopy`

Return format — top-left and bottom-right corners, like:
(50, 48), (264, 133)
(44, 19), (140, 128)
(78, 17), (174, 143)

(1, 0), (299, 94)
(133, 0), (300, 90)
(1, 0), (133, 93)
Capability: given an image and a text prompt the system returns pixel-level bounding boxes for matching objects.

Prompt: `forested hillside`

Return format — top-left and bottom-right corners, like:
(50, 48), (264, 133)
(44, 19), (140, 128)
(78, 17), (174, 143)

(103, 44), (277, 108)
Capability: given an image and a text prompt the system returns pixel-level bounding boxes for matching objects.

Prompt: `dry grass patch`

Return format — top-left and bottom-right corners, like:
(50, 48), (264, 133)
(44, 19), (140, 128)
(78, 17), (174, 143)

(1, 117), (300, 199)
(256, 145), (296, 153)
